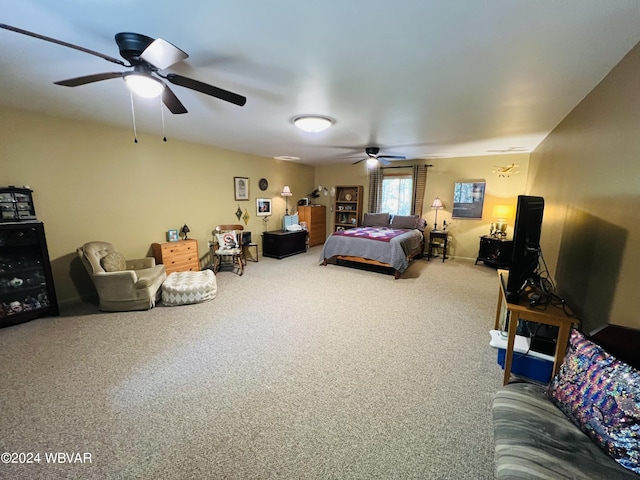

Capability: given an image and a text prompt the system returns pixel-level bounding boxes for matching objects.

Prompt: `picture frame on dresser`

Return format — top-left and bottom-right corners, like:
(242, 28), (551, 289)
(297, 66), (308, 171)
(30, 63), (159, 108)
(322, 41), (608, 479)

(234, 177), (249, 201)
(256, 198), (272, 216)
(167, 229), (179, 242)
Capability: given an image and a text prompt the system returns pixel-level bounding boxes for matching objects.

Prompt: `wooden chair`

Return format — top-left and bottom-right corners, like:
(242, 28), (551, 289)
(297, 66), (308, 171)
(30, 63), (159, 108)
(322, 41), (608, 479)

(212, 224), (244, 275)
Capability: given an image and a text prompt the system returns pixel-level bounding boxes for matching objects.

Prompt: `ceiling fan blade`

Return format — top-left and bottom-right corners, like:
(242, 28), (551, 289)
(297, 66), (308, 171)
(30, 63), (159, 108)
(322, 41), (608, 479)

(166, 73), (246, 106)
(378, 155), (406, 160)
(379, 158), (392, 166)
(161, 83), (188, 114)
(0, 23), (126, 66)
(352, 158), (367, 165)
(141, 38), (188, 70)
(54, 72), (123, 87)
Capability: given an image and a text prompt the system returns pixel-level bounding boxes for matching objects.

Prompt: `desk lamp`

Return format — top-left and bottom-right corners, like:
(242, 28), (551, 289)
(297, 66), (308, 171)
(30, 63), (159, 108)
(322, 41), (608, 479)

(181, 224), (190, 240)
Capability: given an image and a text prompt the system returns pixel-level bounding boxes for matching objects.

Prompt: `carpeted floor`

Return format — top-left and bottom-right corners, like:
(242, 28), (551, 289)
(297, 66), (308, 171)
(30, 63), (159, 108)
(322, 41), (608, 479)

(0, 247), (503, 479)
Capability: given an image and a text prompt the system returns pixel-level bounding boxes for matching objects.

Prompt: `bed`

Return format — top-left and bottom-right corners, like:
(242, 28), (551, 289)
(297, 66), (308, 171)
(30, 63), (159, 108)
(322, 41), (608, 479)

(320, 213), (426, 278)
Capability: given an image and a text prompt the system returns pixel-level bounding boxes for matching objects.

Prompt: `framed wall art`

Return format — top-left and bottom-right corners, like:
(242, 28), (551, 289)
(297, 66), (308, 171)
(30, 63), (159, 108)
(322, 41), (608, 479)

(256, 197), (272, 216)
(234, 177), (249, 201)
(452, 181), (486, 219)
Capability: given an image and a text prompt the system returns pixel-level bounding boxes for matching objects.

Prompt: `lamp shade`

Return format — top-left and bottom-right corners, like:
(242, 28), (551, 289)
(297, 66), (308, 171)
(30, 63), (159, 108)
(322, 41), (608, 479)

(492, 205), (514, 219)
(281, 185), (292, 196)
(431, 197), (444, 209)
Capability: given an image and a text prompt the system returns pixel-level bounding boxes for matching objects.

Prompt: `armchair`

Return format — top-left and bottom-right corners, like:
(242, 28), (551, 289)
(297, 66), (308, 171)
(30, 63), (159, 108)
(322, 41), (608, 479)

(77, 241), (167, 312)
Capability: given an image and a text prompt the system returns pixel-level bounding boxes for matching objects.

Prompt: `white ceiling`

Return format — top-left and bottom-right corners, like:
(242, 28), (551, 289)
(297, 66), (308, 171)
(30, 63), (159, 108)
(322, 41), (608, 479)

(2, 1), (640, 166)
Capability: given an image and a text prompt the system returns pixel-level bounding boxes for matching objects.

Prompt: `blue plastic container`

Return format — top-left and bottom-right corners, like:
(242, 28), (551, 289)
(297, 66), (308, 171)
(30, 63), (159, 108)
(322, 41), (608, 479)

(497, 348), (553, 383)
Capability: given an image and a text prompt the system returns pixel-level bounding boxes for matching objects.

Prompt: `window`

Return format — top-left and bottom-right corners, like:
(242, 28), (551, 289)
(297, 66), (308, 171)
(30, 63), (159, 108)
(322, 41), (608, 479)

(381, 174), (413, 216)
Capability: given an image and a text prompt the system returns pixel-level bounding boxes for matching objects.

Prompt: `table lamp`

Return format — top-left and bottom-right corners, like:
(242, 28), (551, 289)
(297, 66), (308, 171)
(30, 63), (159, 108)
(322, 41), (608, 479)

(281, 185), (292, 215)
(492, 205), (514, 237)
(431, 197), (444, 230)
(181, 224), (190, 240)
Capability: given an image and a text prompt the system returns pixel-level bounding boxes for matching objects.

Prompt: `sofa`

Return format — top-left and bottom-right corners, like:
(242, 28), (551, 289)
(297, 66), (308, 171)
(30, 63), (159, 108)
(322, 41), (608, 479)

(77, 241), (166, 312)
(492, 329), (639, 479)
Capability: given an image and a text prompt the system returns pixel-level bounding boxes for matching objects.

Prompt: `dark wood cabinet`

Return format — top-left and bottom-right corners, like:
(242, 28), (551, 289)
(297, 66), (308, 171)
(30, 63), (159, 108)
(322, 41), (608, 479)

(476, 235), (513, 269)
(262, 230), (307, 259)
(0, 221), (59, 327)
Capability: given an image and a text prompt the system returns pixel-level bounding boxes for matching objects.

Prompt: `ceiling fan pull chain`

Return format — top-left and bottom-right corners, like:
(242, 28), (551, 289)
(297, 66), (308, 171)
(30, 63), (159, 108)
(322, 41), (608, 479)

(160, 99), (167, 142)
(129, 90), (138, 143)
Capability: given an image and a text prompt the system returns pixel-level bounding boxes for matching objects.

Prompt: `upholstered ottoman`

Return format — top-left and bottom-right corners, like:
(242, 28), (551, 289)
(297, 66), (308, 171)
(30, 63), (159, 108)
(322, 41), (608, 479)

(161, 270), (217, 306)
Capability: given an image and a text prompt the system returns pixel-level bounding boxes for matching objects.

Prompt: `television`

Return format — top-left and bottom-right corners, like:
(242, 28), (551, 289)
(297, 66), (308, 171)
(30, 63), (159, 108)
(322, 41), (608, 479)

(504, 195), (545, 304)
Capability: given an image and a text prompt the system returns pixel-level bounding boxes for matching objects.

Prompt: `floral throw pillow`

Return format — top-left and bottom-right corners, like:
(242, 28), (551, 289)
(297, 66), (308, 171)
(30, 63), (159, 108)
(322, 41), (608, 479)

(547, 329), (640, 474)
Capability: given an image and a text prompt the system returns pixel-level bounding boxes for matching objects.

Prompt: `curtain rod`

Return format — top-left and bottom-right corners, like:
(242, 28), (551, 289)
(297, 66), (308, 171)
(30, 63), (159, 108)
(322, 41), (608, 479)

(381, 164), (433, 170)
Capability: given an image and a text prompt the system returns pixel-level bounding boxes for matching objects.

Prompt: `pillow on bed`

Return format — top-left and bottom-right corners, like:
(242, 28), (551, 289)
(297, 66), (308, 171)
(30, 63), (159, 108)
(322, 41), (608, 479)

(390, 215), (420, 229)
(362, 212), (390, 227)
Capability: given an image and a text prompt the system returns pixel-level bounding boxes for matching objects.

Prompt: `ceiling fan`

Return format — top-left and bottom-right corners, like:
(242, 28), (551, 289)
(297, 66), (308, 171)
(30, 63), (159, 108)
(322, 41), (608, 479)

(352, 147), (406, 166)
(0, 24), (246, 114)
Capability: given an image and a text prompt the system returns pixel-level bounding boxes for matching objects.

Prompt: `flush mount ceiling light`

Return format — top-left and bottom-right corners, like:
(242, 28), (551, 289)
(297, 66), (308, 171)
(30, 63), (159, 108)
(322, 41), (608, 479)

(292, 115), (334, 133)
(123, 73), (165, 98)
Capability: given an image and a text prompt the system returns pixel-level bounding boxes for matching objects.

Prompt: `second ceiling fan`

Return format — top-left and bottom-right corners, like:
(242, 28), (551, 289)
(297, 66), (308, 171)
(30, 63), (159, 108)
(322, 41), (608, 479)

(352, 147), (406, 166)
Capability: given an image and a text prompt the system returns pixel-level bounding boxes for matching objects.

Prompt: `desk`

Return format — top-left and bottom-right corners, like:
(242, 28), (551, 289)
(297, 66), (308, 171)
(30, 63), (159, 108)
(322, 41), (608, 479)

(427, 230), (448, 262)
(495, 269), (576, 385)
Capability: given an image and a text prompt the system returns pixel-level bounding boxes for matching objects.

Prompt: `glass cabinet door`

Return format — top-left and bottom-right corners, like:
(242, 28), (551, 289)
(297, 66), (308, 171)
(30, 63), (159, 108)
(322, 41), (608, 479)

(0, 222), (58, 326)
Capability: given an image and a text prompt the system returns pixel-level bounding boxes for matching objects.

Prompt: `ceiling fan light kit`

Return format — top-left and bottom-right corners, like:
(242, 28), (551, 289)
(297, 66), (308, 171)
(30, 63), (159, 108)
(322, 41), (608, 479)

(123, 73), (164, 98)
(366, 158), (379, 167)
(352, 147), (406, 166)
(293, 115), (334, 133)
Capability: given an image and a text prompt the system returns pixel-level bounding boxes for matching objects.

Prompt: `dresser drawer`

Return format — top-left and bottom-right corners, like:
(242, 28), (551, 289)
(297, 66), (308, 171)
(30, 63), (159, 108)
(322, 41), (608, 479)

(159, 240), (197, 256)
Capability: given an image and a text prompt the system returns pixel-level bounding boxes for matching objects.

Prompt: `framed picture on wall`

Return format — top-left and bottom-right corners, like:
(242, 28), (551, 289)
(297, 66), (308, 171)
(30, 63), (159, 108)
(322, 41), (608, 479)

(452, 181), (486, 219)
(256, 198), (272, 216)
(234, 177), (249, 201)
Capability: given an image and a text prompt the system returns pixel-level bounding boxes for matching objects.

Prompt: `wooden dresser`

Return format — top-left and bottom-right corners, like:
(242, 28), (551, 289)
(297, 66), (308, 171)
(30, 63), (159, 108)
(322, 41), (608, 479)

(297, 205), (327, 247)
(152, 239), (200, 275)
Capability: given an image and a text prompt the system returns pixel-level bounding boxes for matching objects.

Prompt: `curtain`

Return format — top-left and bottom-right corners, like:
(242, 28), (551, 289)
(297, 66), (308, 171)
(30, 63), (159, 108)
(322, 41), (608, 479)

(411, 164), (428, 216)
(368, 167), (383, 213)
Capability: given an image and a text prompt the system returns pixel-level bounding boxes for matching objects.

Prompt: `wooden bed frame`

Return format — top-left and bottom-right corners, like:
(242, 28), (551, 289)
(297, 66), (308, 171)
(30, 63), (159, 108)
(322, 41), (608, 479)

(321, 243), (424, 279)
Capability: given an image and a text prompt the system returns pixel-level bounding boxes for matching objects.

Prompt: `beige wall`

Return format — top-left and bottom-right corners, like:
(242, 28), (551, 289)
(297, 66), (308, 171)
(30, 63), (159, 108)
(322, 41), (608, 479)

(0, 106), (315, 306)
(316, 155), (529, 259)
(528, 41), (640, 332)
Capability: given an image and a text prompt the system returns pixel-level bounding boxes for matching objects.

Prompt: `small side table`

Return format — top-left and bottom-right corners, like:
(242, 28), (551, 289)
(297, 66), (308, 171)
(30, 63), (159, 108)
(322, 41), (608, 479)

(427, 230), (448, 262)
(243, 242), (259, 263)
(495, 270), (578, 385)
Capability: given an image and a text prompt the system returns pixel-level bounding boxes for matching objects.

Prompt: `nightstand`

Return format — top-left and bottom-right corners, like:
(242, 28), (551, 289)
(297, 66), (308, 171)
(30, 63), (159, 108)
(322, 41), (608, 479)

(427, 230), (449, 262)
